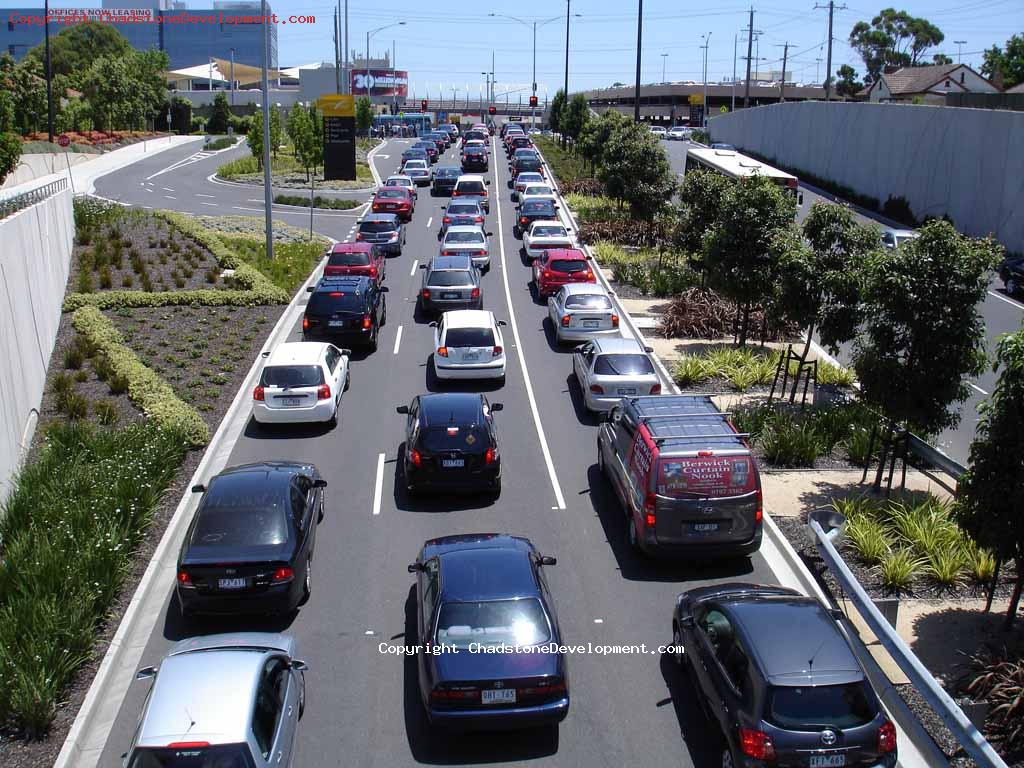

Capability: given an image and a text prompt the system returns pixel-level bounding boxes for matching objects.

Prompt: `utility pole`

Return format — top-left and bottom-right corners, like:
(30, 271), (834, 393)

(633, 0), (643, 122)
(333, 7), (340, 93)
(44, 0), (53, 143)
(732, 34), (737, 110)
(661, 53), (668, 84)
(815, 56), (823, 84)
(701, 33), (711, 127)
(563, 0), (571, 101)
(393, 40), (398, 115)
(230, 48), (235, 106)
(815, 1), (845, 100)
(343, 0), (349, 94)
(779, 42), (789, 102)
(492, 51), (496, 104)
(954, 40), (967, 63)
(743, 7), (754, 107)
(259, 0), (274, 261)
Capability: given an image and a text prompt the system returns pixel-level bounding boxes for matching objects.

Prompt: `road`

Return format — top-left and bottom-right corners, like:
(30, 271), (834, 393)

(661, 138), (1024, 466)
(91, 135), (786, 767)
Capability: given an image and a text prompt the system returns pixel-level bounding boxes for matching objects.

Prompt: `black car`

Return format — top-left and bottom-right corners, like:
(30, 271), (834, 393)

(673, 583), (897, 768)
(303, 275), (388, 351)
(510, 153), (544, 179)
(461, 146), (489, 172)
(408, 533), (569, 731)
(176, 462), (326, 617)
(999, 256), (1023, 297)
(397, 393), (501, 495)
(514, 198), (559, 238)
(356, 213), (406, 256)
(432, 165), (462, 196)
(413, 140), (439, 163)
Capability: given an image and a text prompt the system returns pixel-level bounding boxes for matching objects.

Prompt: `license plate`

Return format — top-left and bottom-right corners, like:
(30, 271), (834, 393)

(583, 320), (600, 328)
(442, 292), (460, 299)
(386, 204), (396, 209)
(481, 689), (517, 705)
(809, 756), (845, 768)
(442, 458), (465, 468)
(463, 352), (480, 361)
(328, 320), (344, 327)
(281, 397), (302, 407)
(218, 577), (247, 590)
(617, 388), (637, 395)
(691, 522), (720, 532)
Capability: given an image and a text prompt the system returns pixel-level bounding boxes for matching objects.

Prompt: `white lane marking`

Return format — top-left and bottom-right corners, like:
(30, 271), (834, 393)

(145, 188), (154, 193)
(371, 452), (386, 516)
(969, 382), (989, 396)
(200, 202), (218, 207)
(377, 154), (390, 159)
(247, 199), (265, 203)
(493, 136), (567, 511)
(234, 206), (264, 212)
(409, 258), (418, 276)
(164, 195), (177, 200)
(161, 187), (175, 192)
(426, 217), (432, 228)
(988, 290), (1023, 310)
(393, 325), (403, 355)
(196, 193), (215, 199)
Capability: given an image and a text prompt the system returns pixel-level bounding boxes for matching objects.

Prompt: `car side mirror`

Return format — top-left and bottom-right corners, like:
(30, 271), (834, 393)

(340, 348), (352, 356)
(314, 479), (328, 488)
(539, 555), (557, 566)
(428, 321), (438, 328)
(290, 659), (309, 671)
(307, 286), (315, 293)
(396, 405), (410, 414)
(135, 666), (158, 680)
(485, 180), (491, 185)
(261, 350), (271, 357)
(497, 320), (507, 326)
(190, 484), (206, 493)
(486, 231), (494, 237)
(644, 346), (654, 354)
(408, 562), (424, 573)
(380, 286), (390, 293)
(490, 402), (504, 412)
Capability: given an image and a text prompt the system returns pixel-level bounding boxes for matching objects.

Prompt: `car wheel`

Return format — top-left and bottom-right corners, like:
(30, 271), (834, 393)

(298, 672), (306, 719)
(300, 556), (312, 605)
(491, 476), (502, 497)
(328, 408), (338, 427)
(597, 438), (607, 475)
(721, 747), (736, 768)
(369, 328), (378, 352)
(318, 497), (325, 523)
(381, 298), (387, 326)
(627, 514), (642, 553)
(344, 369), (351, 391)
(1008, 277), (1020, 297)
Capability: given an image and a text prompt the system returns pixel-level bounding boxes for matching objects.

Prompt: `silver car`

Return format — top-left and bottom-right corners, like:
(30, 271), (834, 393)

(549, 284), (621, 344)
(419, 254), (482, 315)
(123, 633), (307, 768)
(439, 224), (493, 271)
(573, 337), (662, 411)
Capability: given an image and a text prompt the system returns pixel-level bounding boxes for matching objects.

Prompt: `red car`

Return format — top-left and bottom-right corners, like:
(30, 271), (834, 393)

(372, 186), (415, 221)
(532, 248), (595, 298)
(506, 135), (533, 156)
(323, 242), (386, 285)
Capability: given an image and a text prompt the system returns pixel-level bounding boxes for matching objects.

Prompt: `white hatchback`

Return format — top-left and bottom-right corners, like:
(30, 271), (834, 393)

(384, 174), (418, 199)
(252, 342), (350, 425)
(523, 220), (573, 260)
(432, 310), (507, 383)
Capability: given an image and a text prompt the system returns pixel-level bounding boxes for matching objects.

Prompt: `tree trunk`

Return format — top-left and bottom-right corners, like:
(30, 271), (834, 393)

(873, 421), (893, 491)
(1005, 567), (1023, 630)
(790, 322), (815, 404)
(738, 304), (750, 347)
(985, 557), (1001, 613)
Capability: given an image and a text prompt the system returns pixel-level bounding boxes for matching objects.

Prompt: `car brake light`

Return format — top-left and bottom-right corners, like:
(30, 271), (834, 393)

(589, 384), (604, 395)
(253, 385), (265, 401)
(177, 570), (193, 587)
(166, 741), (210, 749)
(430, 686), (480, 704)
(271, 566), (294, 584)
(583, 270), (593, 280)
(651, 383), (662, 395)
(755, 488), (763, 523)
(698, 450), (714, 457)
(443, 216), (451, 224)
(561, 314), (570, 327)
(643, 491), (657, 526)
(878, 720), (897, 754)
(355, 232), (363, 240)
(484, 447), (495, 464)
(441, 250), (453, 256)
(369, 267), (378, 278)
(475, 216), (483, 223)
(410, 448), (422, 467)
(437, 346), (448, 357)
(362, 314), (372, 330)
(421, 289), (431, 300)
(611, 314), (620, 327)
(452, 190), (461, 196)
(474, 250), (487, 256)
(470, 287), (480, 299)
(738, 728), (775, 761)
(302, 317), (310, 331)
(317, 384), (331, 400)
(492, 345), (503, 356)
(543, 270), (552, 280)
(520, 217), (528, 225)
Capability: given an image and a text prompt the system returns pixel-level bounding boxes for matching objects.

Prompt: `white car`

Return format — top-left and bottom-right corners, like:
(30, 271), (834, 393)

(384, 174), (418, 199)
(452, 174), (491, 212)
(523, 220), (573, 260)
(511, 171), (545, 201)
(402, 159), (432, 186)
(572, 337), (662, 412)
(649, 125), (667, 138)
(517, 183), (557, 207)
(881, 228), (919, 249)
(667, 126), (692, 141)
(252, 341), (350, 425)
(548, 283), (621, 343)
(439, 225), (492, 271)
(432, 309), (507, 383)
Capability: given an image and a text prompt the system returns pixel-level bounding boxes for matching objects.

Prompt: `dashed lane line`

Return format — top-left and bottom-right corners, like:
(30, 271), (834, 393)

(409, 259), (418, 276)
(371, 453), (386, 516)
(393, 325), (403, 355)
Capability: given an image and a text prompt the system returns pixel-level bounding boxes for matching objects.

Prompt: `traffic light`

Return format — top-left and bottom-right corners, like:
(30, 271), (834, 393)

(488, 105), (496, 115)
(529, 95), (538, 107)
(420, 99), (428, 112)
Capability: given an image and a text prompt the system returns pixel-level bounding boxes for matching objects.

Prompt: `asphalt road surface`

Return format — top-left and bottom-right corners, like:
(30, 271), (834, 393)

(661, 138), (1024, 466)
(94, 136), (783, 767)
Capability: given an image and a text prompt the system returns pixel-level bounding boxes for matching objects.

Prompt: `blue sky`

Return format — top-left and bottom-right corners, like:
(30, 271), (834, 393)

(3, 0), (1020, 96)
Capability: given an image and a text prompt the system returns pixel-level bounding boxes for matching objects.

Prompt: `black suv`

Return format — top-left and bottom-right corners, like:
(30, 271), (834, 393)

(397, 393), (502, 496)
(431, 165), (461, 196)
(999, 256), (1023, 297)
(303, 275), (388, 351)
(514, 198), (559, 238)
(673, 583), (897, 768)
(461, 145), (489, 172)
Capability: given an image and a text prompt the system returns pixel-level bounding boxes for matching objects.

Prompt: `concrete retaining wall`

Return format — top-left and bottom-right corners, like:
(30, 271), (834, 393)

(708, 101), (1024, 253)
(0, 187), (75, 502)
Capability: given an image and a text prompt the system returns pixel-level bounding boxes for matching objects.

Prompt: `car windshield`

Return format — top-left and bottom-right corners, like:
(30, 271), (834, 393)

(445, 231), (485, 244)
(128, 745), (257, 768)
(377, 189), (405, 199)
(386, 178), (411, 187)
(360, 221), (397, 233)
(260, 365), (323, 388)
(550, 259), (589, 274)
(448, 204), (480, 216)
(593, 354), (654, 376)
(436, 598), (550, 649)
(445, 327), (495, 347)
(427, 270), (474, 287)
(307, 291), (365, 313)
(566, 294), (612, 309)
(194, 485), (290, 548)
(524, 186), (552, 196)
(768, 683), (876, 730)
(329, 251), (370, 266)
(457, 181), (486, 194)
(532, 226), (566, 238)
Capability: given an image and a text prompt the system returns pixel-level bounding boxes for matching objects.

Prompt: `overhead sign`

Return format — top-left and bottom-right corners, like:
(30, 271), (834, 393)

(351, 70), (409, 97)
(317, 94), (355, 117)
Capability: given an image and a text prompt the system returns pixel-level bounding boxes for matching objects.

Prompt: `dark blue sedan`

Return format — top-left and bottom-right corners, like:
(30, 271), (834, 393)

(408, 534), (569, 732)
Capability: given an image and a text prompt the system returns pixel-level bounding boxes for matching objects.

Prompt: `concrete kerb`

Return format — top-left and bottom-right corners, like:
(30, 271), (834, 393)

(53, 247), (333, 768)
(365, 138), (387, 188)
(535, 142), (935, 768)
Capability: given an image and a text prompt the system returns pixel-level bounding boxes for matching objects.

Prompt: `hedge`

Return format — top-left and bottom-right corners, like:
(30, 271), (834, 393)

(71, 306), (210, 446)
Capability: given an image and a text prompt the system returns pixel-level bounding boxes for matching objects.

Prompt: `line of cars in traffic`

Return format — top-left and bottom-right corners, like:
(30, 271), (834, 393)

(119, 120), (899, 767)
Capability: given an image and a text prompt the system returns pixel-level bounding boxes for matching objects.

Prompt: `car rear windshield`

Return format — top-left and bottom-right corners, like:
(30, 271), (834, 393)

(524, 187), (552, 196)
(328, 251), (370, 266)
(359, 220), (396, 233)
(420, 425), (487, 453)
(260, 365), (323, 388)
(767, 683), (876, 730)
(657, 456), (755, 498)
(550, 259), (589, 274)
(532, 226), (565, 238)
(448, 204), (479, 216)
(194, 489), (290, 548)
(465, 147), (486, 155)
(386, 178), (410, 186)
(457, 181), (486, 194)
(566, 294), (612, 309)
(377, 189), (405, 199)
(437, 168), (460, 178)
(307, 291), (365, 313)
(445, 231), (485, 244)
(593, 353), (654, 376)
(128, 745), (257, 768)
(523, 202), (554, 213)
(436, 598), (550, 648)
(445, 327), (495, 347)
(427, 270), (474, 287)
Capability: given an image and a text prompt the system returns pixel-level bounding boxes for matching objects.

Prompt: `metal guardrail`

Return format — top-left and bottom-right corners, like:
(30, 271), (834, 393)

(906, 432), (967, 480)
(808, 509), (1008, 768)
(0, 177), (69, 222)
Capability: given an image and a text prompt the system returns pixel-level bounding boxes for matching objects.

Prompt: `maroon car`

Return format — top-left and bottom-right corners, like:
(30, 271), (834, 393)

(372, 186), (415, 221)
(323, 242), (386, 285)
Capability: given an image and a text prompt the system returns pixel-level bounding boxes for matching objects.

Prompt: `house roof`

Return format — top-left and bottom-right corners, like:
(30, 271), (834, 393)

(879, 64), (964, 96)
(1006, 81), (1024, 94)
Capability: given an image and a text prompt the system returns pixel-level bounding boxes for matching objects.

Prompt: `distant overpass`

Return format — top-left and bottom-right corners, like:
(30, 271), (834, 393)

(395, 99), (544, 121)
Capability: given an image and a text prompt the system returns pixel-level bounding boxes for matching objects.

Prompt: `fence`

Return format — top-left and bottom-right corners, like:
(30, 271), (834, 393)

(0, 177), (69, 222)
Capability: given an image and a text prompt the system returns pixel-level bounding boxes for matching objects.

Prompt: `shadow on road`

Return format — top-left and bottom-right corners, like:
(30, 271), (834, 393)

(658, 651), (722, 765)
(162, 590), (298, 643)
(391, 442), (498, 514)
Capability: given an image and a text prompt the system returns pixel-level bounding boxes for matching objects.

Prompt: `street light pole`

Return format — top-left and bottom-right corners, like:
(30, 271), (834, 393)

(365, 22), (405, 116)
(563, 0), (571, 101)
(633, 0), (643, 122)
(259, 0), (274, 261)
(661, 53), (668, 84)
(44, 0), (53, 143)
(230, 48), (235, 106)
(732, 34), (737, 110)
(954, 40), (967, 63)
(701, 33), (711, 127)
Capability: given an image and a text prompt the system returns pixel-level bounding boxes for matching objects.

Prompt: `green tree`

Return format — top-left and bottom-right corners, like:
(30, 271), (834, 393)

(982, 34), (1024, 89)
(560, 93), (591, 147)
(956, 328), (1024, 629)
(702, 175), (797, 346)
(577, 109), (627, 174)
(246, 116), (264, 170)
(208, 91), (231, 135)
(674, 168), (731, 258)
(80, 49), (168, 131)
(835, 64), (864, 97)
(0, 132), (22, 184)
(56, 98), (91, 133)
(852, 221), (1000, 453)
(849, 8), (944, 83)
(24, 21), (131, 86)
(268, 105), (282, 158)
(287, 104), (321, 181)
(11, 60), (48, 135)
(548, 89), (567, 146)
(355, 97), (373, 137)
(931, 53), (953, 65)
(598, 121), (677, 221)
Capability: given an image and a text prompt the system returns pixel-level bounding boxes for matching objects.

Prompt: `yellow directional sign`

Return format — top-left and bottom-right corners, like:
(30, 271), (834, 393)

(317, 94), (355, 117)
(688, 94), (704, 105)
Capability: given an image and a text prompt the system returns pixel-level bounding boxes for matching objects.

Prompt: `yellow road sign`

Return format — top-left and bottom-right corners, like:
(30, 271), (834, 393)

(317, 94), (355, 117)
(688, 94), (704, 105)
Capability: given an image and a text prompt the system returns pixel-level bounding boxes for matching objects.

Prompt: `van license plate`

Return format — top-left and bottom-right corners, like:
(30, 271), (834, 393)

(481, 689), (517, 705)
(442, 459), (465, 468)
(218, 578), (247, 590)
(691, 522), (720, 532)
(809, 756), (845, 767)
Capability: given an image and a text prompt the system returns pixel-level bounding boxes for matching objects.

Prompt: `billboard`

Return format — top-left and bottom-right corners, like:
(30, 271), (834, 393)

(351, 69), (409, 97)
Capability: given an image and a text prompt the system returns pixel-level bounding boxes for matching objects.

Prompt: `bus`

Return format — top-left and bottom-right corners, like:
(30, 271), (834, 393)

(373, 113), (433, 137)
(684, 146), (801, 200)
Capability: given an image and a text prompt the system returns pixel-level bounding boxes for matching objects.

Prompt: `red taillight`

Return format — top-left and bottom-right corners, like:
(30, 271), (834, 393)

(484, 447), (495, 464)
(520, 217), (529, 225)
(253, 385), (265, 401)
(644, 492), (657, 527)
(355, 232), (363, 240)
(317, 384), (331, 400)
(698, 450), (714, 457)
(410, 448), (422, 467)
(738, 728), (775, 761)
(368, 266), (378, 278)
(589, 384), (604, 395)
(421, 289), (431, 300)
(543, 270), (553, 280)
(651, 383), (662, 395)
(878, 720), (897, 754)
(452, 190), (461, 196)
(441, 250), (454, 256)
(177, 570), (193, 586)
(166, 741), (210, 749)
(361, 314), (372, 330)
(611, 314), (620, 327)
(271, 566), (294, 584)
(583, 270), (594, 281)
(443, 216), (451, 224)
(372, 204), (381, 211)
(755, 488), (763, 523)
(473, 250), (487, 256)
(561, 314), (570, 327)
(470, 287), (480, 299)
(475, 216), (483, 223)
(302, 317), (310, 331)
(437, 346), (448, 357)
(492, 345), (503, 356)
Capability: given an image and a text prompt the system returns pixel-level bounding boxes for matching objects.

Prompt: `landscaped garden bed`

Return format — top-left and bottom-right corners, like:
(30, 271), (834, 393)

(217, 137), (379, 190)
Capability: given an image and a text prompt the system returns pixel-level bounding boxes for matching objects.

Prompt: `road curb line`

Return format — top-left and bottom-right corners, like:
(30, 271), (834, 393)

(54, 250), (331, 768)
(205, 172), (376, 195)
(365, 138), (387, 187)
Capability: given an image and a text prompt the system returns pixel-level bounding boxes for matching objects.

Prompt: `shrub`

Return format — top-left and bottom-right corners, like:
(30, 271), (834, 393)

(205, 136), (236, 151)
(560, 178), (605, 196)
(217, 155), (259, 178)
(817, 360), (856, 387)
(963, 540), (997, 583)
(577, 219), (672, 248)
(845, 426), (877, 467)
(51, 371), (73, 396)
(60, 391), (89, 420)
(761, 420), (822, 467)
(93, 400), (119, 426)
(962, 648), (1024, 754)
(845, 514), (891, 565)
(878, 548), (924, 590)
(63, 345), (85, 370)
(881, 195), (916, 227)
(273, 194), (362, 210)
(564, 194), (625, 223)
(74, 369), (89, 383)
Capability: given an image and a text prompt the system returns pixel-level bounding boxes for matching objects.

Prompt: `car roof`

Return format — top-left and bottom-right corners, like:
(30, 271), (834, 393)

(456, 174), (486, 183)
(314, 275), (373, 293)
(445, 225), (485, 235)
(443, 309), (494, 328)
(419, 392), (486, 426)
(265, 341), (327, 367)
(592, 337), (647, 355)
(330, 241), (372, 253)
(362, 213), (400, 223)
(429, 255), (473, 270)
(438, 547), (539, 602)
(561, 282), (608, 296)
(723, 596), (864, 686)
